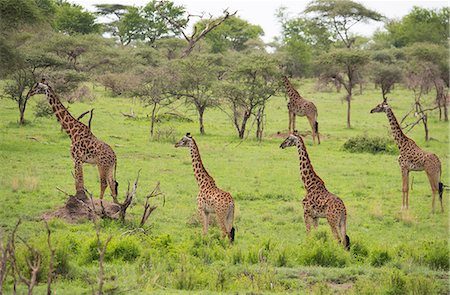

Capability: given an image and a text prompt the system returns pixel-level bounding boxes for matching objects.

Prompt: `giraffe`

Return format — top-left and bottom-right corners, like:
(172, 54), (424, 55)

(280, 131), (349, 249)
(370, 98), (443, 213)
(26, 80), (118, 201)
(175, 133), (235, 242)
(282, 76), (320, 144)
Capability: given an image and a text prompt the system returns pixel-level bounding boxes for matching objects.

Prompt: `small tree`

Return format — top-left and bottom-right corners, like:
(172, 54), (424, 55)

(169, 54), (223, 134)
(216, 52), (279, 139)
(370, 50), (404, 99)
(133, 67), (174, 137)
(319, 49), (369, 128)
(304, 0), (383, 49)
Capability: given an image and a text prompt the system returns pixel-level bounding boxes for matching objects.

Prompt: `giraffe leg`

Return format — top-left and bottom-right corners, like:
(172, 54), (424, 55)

(288, 111), (293, 133)
(224, 202), (235, 241)
(97, 165), (107, 200)
(401, 169), (409, 210)
(74, 159), (84, 194)
(106, 164), (118, 203)
(307, 115), (316, 144)
(312, 217), (319, 229)
(292, 113), (296, 133)
(425, 169), (440, 213)
(197, 197), (209, 235)
(304, 212), (314, 234)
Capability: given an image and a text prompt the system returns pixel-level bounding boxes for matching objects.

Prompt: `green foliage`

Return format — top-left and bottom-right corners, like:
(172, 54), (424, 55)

(298, 231), (348, 267)
(343, 135), (397, 154)
(106, 236), (141, 262)
(34, 98), (53, 118)
(385, 7), (449, 47)
(305, 0), (383, 48)
(53, 1), (100, 35)
(0, 0), (47, 31)
(370, 248), (391, 267)
(195, 16), (264, 53)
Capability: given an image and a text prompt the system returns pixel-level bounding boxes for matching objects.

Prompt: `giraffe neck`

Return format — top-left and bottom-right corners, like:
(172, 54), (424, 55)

(190, 139), (216, 190)
(296, 140), (325, 192)
(283, 77), (304, 102)
(46, 88), (78, 138)
(385, 108), (409, 150)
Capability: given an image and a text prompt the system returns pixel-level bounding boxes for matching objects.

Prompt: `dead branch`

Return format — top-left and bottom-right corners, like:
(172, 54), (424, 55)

(6, 219), (21, 295)
(95, 225), (112, 295)
(116, 170), (141, 221)
(76, 109), (94, 129)
(44, 221), (55, 295)
(0, 230), (9, 295)
(121, 110), (136, 118)
(163, 9), (236, 58)
(140, 181), (164, 227)
(8, 219), (41, 295)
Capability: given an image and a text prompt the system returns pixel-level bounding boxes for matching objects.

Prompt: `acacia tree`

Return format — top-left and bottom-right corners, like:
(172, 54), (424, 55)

(216, 52), (279, 139)
(304, 0), (383, 49)
(319, 49), (369, 128)
(370, 50), (404, 99)
(133, 66), (174, 137)
(169, 54), (223, 134)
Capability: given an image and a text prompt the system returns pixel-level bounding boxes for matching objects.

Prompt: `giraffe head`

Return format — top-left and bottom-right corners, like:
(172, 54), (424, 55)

(370, 97), (390, 114)
(280, 130), (303, 149)
(26, 79), (50, 98)
(175, 133), (193, 148)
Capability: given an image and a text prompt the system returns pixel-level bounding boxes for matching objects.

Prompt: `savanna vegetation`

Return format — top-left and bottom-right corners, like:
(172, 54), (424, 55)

(0, 0), (448, 294)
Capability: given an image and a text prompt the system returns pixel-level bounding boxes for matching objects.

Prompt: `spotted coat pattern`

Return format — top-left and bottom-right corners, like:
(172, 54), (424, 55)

(283, 76), (320, 144)
(175, 134), (235, 242)
(281, 133), (349, 249)
(370, 101), (443, 212)
(26, 82), (118, 201)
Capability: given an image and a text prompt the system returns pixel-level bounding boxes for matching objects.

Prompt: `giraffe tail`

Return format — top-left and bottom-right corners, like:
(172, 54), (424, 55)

(315, 121), (319, 134)
(439, 182), (443, 202)
(227, 202), (235, 243)
(340, 212), (350, 251)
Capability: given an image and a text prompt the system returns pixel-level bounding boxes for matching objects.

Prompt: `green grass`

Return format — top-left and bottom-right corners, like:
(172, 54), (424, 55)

(0, 80), (448, 294)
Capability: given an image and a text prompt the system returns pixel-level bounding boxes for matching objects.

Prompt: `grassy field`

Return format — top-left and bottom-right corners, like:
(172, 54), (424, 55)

(0, 80), (448, 294)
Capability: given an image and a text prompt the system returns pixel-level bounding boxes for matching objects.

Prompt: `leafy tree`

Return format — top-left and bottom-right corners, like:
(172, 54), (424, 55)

(2, 33), (65, 124)
(304, 0), (383, 48)
(318, 49), (369, 128)
(195, 16), (264, 53)
(370, 51), (404, 99)
(384, 7), (449, 47)
(216, 52), (280, 139)
(169, 54), (223, 134)
(53, 1), (100, 35)
(100, 0), (186, 45)
(133, 66), (174, 137)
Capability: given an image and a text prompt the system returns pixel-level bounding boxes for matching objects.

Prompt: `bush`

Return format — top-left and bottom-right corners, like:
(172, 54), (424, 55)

(386, 270), (407, 295)
(343, 135), (397, 154)
(370, 248), (391, 267)
(298, 231), (348, 267)
(34, 98), (53, 118)
(66, 85), (95, 103)
(422, 241), (449, 271)
(106, 236), (141, 262)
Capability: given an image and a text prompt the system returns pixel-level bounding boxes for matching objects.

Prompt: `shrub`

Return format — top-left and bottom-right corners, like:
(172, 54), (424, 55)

(106, 236), (141, 262)
(385, 270), (407, 295)
(423, 241), (449, 270)
(343, 135), (397, 154)
(34, 98), (53, 118)
(153, 126), (177, 143)
(298, 231), (348, 267)
(66, 85), (95, 103)
(350, 240), (369, 263)
(370, 248), (391, 267)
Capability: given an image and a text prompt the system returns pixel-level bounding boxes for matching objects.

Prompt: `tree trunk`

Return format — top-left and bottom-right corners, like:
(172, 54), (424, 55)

(150, 102), (157, 137)
(444, 102), (448, 121)
(19, 97), (27, 125)
(422, 114), (429, 141)
(198, 108), (205, 135)
(256, 107), (265, 141)
(238, 111), (251, 139)
(346, 95), (351, 128)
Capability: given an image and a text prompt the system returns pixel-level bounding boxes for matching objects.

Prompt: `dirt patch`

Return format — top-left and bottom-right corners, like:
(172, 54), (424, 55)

(43, 191), (121, 223)
(328, 282), (353, 291)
